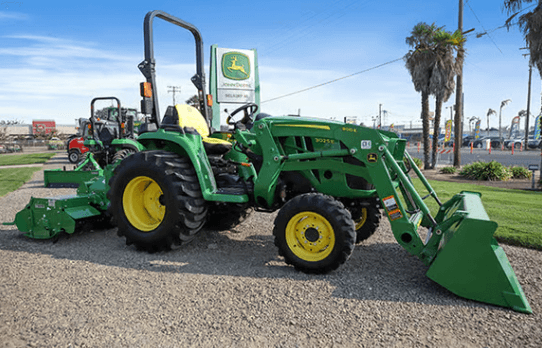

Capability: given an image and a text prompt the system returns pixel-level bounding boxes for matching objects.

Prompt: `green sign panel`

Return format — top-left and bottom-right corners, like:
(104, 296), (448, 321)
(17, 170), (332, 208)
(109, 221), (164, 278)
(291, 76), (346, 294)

(221, 52), (251, 81)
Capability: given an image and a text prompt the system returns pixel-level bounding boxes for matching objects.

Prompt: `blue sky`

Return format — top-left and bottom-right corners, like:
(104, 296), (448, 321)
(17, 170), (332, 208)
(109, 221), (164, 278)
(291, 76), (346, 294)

(0, 0), (538, 132)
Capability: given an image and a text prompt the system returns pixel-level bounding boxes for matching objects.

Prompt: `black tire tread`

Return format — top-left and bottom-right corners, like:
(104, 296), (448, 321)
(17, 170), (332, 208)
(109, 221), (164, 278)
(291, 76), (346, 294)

(352, 204), (381, 243)
(112, 148), (136, 163)
(273, 193), (355, 274)
(107, 150), (207, 252)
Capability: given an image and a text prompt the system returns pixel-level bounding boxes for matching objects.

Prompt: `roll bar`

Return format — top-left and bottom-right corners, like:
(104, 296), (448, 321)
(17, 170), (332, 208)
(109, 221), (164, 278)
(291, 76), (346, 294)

(138, 10), (210, 128)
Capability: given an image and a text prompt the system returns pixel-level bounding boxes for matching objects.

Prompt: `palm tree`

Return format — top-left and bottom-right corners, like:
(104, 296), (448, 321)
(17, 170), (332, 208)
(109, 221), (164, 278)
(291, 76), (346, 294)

(486, 108), (496, 136)
(429, 29), (464, 168)
(405, 23), (463, 169)
(405, 23), (438, 169)
(504, 1), (542, 78)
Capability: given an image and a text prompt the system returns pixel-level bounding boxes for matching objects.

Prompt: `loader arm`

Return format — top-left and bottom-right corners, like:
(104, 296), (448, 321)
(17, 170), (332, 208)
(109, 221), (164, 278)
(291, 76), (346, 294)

(236, 116), (531, 313)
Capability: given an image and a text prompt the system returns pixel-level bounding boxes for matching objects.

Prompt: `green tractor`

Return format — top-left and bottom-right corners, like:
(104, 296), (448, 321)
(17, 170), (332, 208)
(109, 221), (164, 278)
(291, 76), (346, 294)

(82, 97), (143, 168)
(42, 97), (145, 188)
(6, 10), (531, 314)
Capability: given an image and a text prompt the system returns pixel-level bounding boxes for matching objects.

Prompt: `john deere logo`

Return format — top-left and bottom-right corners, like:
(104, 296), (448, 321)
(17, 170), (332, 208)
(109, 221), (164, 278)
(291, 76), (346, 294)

(222, 52), (250, 80)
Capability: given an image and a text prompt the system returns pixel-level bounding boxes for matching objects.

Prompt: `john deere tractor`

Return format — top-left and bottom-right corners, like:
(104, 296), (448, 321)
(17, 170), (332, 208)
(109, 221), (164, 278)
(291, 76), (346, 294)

(6, 10), (531, 313)
(83, 97), (143, 168)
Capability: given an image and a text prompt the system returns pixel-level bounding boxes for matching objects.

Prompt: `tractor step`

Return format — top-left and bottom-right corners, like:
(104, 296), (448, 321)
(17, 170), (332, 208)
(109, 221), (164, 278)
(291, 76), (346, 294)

(215, 187), (247, 196)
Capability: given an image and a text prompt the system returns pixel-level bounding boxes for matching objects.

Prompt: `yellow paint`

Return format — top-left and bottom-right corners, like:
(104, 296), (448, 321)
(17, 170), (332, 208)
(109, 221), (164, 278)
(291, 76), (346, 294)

(275, 124), (331, 130)
(315, 138), (335, 144)
(354, 208), (368, 230)
(285, 211), (335, 262)
(342, 127), (357, 132)
(123, 176), (165, 231)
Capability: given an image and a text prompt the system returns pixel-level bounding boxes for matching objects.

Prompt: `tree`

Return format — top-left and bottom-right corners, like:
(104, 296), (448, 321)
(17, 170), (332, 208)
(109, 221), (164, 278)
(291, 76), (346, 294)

(186, 95), (200, 111)
(0, 119), (22, 142)
(504, 1), (542, 78)
(405, 23), (439, 169)
(405, 23), (463, 169)
(486, 108), (496, 136)
(428, 29), (464, 168)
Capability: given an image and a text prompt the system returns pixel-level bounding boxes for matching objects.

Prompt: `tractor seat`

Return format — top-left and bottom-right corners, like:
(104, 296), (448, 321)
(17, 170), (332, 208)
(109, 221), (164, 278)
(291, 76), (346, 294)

(163, 104), (232, 155)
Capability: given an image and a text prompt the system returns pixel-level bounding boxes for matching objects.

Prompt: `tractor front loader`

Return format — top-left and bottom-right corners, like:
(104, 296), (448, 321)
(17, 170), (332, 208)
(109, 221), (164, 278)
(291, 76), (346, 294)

(5, 10), (531, 314)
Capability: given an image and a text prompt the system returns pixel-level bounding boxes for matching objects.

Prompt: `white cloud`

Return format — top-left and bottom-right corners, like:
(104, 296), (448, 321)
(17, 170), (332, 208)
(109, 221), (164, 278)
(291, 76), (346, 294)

(0, 11), (27, 21)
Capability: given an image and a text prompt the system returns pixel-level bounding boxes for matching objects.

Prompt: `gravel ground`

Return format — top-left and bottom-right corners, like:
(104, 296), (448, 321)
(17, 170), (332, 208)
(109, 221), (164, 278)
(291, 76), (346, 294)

(1, 154), (541, 348)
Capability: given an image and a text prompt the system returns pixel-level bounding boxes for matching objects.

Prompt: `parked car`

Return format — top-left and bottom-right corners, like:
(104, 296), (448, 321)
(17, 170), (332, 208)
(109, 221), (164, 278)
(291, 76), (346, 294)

(462, 135), (476, 146)
(504, 137), (525, 149)
(527, 137), (542, 149)
(471, 136), (501, 149)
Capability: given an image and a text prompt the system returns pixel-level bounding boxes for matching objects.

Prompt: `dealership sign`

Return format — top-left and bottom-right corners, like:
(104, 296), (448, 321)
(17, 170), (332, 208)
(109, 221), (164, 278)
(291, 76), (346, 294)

(216, 48), (256, 104)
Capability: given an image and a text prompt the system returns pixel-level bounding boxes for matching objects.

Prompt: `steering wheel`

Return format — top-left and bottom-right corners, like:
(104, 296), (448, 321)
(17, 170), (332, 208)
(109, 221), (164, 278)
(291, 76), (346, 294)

(226, 103), (259, 125)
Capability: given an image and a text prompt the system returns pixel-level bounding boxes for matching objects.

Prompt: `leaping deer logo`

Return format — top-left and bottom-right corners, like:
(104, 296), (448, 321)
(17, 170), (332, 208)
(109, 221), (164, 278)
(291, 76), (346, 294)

(227, 56), (248, 77)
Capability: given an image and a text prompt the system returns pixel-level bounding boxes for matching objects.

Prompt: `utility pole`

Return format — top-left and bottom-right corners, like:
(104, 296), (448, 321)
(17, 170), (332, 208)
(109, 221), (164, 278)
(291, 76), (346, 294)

(379, 104), (382, 128)
(168, 86), (181, 105)
(454, 0), (464, 167)
(524, 63), (532, 151)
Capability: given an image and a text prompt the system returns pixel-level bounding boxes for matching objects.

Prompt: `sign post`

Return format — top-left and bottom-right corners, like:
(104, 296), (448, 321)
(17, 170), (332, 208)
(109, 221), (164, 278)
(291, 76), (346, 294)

(528, 164), (539, 189)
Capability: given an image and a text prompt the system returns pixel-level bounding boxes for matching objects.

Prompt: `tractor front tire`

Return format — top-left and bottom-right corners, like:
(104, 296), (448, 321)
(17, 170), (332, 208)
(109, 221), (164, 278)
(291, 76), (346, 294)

(108, 150), (207, 252)
(273, 193), (355, 274)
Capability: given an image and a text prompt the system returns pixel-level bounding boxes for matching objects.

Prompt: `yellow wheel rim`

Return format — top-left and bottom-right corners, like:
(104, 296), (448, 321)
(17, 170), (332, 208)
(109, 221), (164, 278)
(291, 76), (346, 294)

(354, 208), (368, 230)
(285, 211), (335, 262)
(123, 176), (165, 231)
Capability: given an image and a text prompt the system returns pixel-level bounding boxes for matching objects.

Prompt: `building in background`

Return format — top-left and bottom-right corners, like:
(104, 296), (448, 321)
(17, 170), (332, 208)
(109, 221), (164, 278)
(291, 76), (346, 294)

(32, 120), (56, 135)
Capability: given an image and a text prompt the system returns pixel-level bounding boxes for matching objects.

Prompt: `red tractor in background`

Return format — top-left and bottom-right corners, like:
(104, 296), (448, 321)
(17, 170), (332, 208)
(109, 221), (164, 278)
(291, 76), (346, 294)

(66, 118), (90, 163)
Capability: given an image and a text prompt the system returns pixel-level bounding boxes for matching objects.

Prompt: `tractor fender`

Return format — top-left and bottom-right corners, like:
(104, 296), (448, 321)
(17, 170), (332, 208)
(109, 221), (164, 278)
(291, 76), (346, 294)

(137, 130), (218, 198)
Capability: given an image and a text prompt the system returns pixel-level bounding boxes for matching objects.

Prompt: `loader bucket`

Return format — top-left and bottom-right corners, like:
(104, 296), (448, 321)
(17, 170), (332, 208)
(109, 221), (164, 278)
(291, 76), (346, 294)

(426, 191), (532, 313)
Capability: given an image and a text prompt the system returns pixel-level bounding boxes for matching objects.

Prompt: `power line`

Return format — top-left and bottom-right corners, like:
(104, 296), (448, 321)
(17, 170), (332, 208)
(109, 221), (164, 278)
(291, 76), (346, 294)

(260, 0), (365, 55)
(465, 0), (502, 54)
(472, 3), (536, 38)
(261, 56), (405, 104)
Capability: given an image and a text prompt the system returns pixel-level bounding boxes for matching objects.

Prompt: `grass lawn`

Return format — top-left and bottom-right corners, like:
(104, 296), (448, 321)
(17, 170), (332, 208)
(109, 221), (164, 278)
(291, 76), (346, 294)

(412, 178), (542, 250)
(0, 153), (57, 166)
(0, 167), (42, 197)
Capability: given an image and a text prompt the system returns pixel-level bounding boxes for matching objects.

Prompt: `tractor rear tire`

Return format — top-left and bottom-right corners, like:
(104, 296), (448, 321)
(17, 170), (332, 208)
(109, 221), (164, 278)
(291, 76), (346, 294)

(68, 149), (80, 164)
(206, 203), (253, 231)
(112, 148), (136, 163)
(273, 193), (355, 274)
(108, 150), (207, 252)
(350, 203), (381, 243)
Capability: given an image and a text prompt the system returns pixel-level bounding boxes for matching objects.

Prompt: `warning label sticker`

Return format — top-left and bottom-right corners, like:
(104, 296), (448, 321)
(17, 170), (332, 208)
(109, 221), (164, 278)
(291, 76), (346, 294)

(388, 209), (403, 221)
(382, 195), (398, 212)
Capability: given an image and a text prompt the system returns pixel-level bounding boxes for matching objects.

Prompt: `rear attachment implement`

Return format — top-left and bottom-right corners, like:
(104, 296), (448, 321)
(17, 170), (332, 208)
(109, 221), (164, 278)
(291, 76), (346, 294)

(4, 164), (113, 239)
(373, 150), (531, 313)
(44, 153), (103, 188)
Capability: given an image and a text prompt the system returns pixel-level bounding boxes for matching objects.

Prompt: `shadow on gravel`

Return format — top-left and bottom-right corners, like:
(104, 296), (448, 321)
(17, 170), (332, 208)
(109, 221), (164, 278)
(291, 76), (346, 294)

(0, 224), (493, 312)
